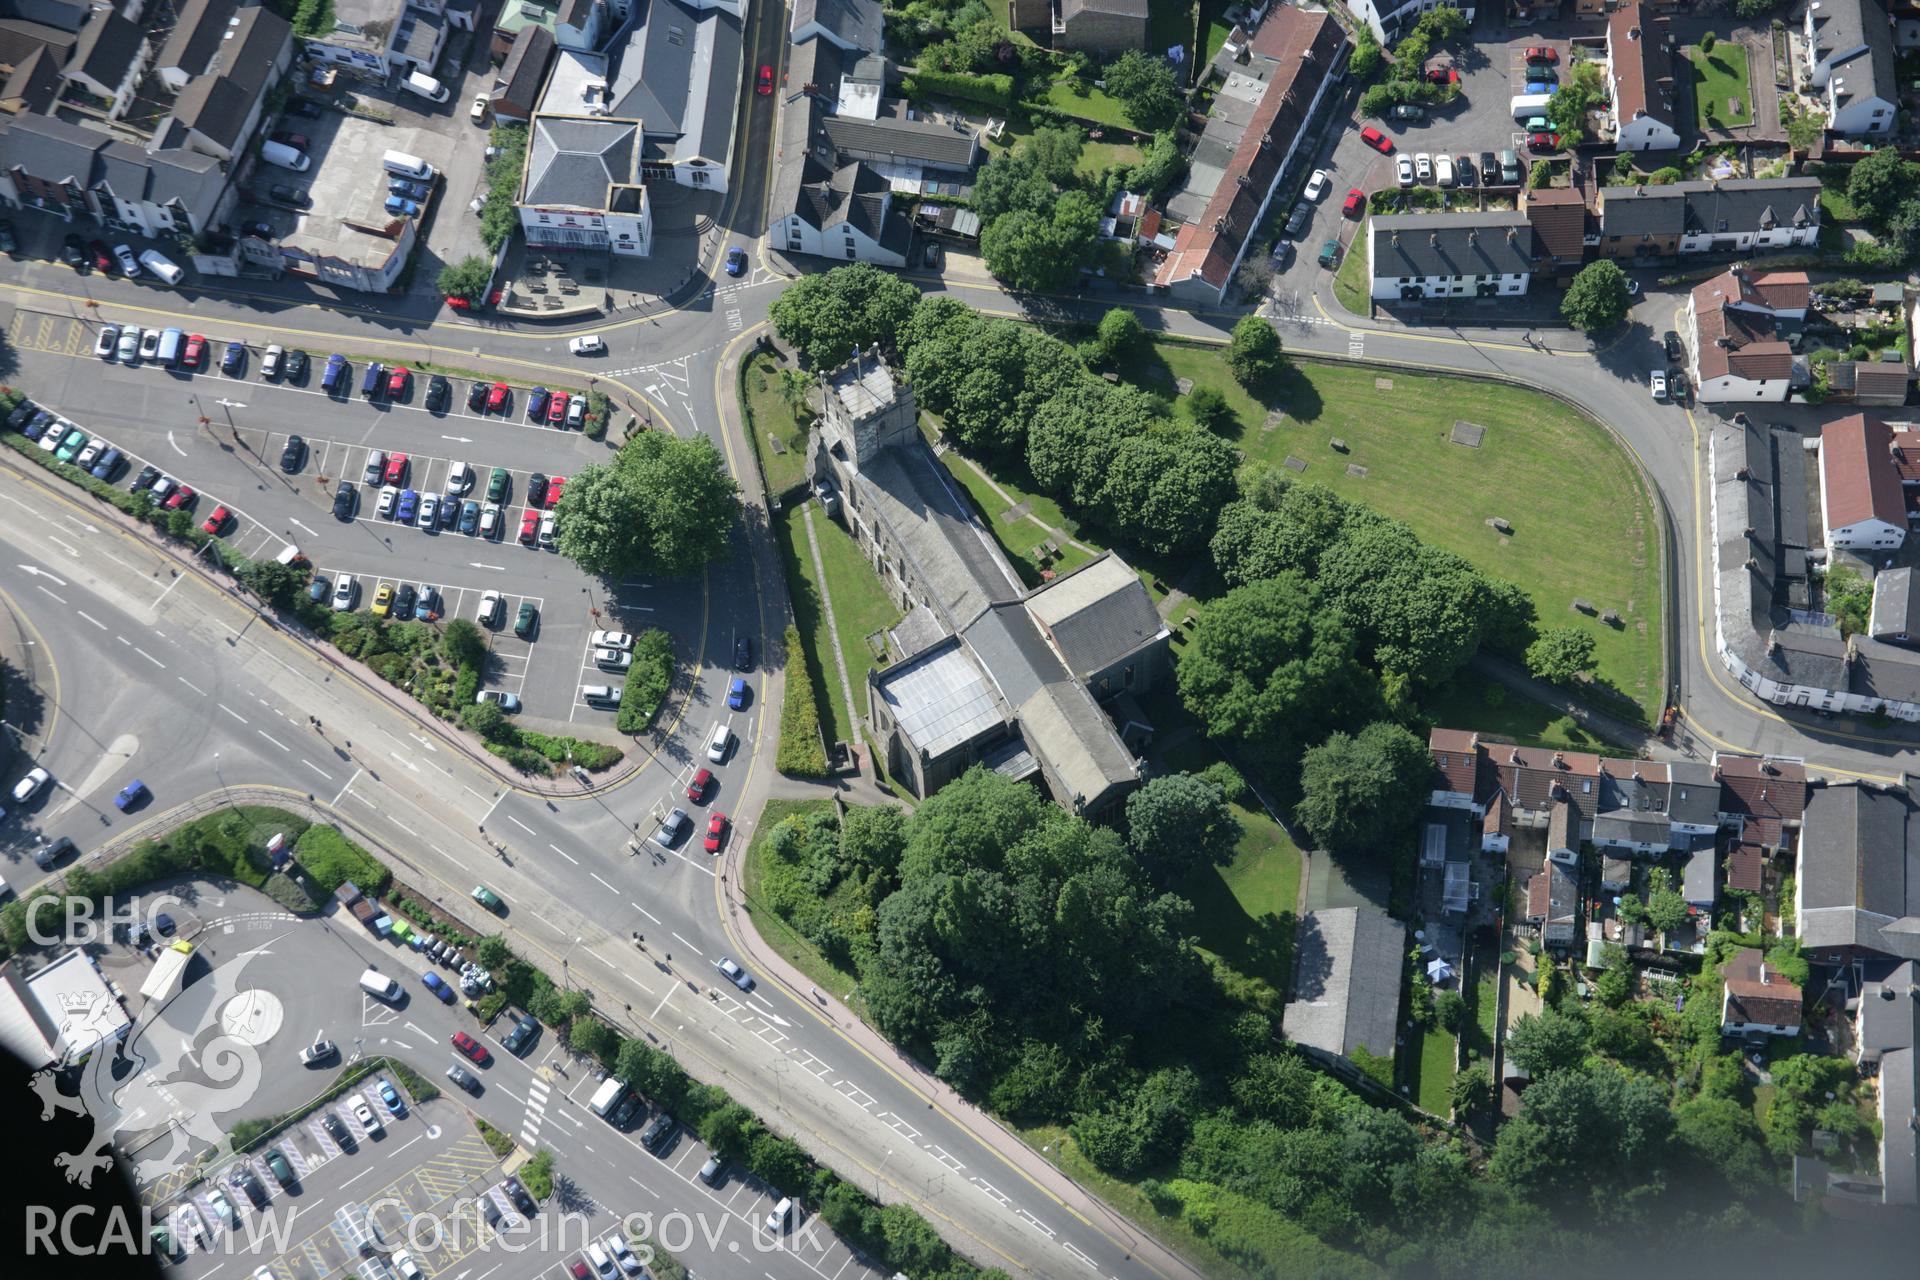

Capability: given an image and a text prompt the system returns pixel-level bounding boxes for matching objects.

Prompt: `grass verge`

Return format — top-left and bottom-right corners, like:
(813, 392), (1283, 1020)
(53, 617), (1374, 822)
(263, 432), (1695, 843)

(739, 799), (866, 1017)
(740, 349), (810, 499)
(1331, 215), (1371, 317)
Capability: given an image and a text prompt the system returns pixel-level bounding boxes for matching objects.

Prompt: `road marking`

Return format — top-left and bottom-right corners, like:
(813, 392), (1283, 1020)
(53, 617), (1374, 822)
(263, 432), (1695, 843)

(218, 704), (247, 724)
(630, 901), (660, 924)
(289, 517), (317, 538)
(76, 611), (107, 630)
(591, 873), (618, 892)
(47, 535), (77, 557)
(301, 759), (333, 781)
(331, 767), (363, 807)
(36, 584), (66, 604)
(256, 730), (290, 753)
(178, 676), (206, 695)
(387, 749), (419, 773)
(507, 815), (535, 835)
(672, 932), (704, 958)
(134, 646), (165, 669)
(547, 843), (578, 865)
(650, 984), (675, 1019)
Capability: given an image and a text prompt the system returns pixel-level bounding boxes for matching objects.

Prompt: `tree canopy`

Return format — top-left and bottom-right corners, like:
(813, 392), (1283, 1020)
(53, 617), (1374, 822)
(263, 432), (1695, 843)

(768, 263), (921, 366)
(1490, 1064), (1674, 1217)
(1294, 722), (1429, 855)
(1102, 50), (1181, 129)
(1561, 260), (1631, 331)
(553, 431), (738, 578)
(1126, 771), (1242, 884)
(1525, 626), (1597, 686)
(1227, 315), (1285, 386)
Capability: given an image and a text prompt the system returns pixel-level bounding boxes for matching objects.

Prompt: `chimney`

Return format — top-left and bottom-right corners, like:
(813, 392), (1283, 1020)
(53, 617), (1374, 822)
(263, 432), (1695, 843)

(1553, 752), (1566, 769)
(1629, 25), (1642, 40)
(1430, 232), (1439, 247)
(1737, 466), (1751, 480)
(1391, 231), (1400, 247)
(1744, 527), (1756, 538)
(1237, 174), (1251, 189)
(1467, 229), (1478, 248)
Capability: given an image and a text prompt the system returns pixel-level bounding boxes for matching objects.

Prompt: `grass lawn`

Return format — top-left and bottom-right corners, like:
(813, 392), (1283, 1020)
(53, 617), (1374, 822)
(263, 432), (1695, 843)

(1200, 0), (1237, 63)
(769, 505), (844, 743)
(1424, 668), (1625, 749)
(1131, 339), (1664, 722)
(1041, 78), (1132, 128)
(1077, 139), (1143, 181)
(1331, 213), (1370, 317)
(1463, 963), (1499, 1062)
(1403, 1023), (1459, 1114)
(935, 446), (1101, 586)
(741, 350), (809, 498)
(769, 502), (899, 744)
(739, 799), (869, 1018)
(1688, 45), (1753, 129)
(1818, 183), (1858, 226)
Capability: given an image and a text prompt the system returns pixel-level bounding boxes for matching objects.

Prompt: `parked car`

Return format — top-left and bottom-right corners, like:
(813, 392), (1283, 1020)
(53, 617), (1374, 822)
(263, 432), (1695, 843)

(1649, 370), (1668, 401)
(1526, 46), (1557, 63)
(1528, 131), (1565, 152)
(1664, 330), (1684, 362)
(1303, 169), (1329, 202)
(281, 435), (306, 472)
(1342, 188), (1364, 218)
(1414, 153), (1433, 182)
(1423, 65), (1459, 84)
(1396, 154), (1414, 187)
(1388, 103), (1424, 122)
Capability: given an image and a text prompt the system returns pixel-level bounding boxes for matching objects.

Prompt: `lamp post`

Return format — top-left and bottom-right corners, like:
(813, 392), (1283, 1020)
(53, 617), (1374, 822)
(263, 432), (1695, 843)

(876, 1148), (893, 1199)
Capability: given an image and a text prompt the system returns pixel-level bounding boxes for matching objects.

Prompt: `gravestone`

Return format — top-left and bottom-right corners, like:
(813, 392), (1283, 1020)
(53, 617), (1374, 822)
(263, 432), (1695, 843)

(1451, 421), (1486, 447)
(1375, 377), (1394, 390)
(1283, 455), (1308, 472)
(1347, 463), (1368, 478)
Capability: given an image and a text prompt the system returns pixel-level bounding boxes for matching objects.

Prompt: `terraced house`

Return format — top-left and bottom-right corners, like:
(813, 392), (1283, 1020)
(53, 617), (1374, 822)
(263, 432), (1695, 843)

(1597, 178), (1822, 259)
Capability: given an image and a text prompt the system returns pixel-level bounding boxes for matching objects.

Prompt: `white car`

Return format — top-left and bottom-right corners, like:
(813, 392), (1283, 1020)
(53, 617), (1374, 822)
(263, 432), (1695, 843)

(566, 396), (586, 428)
(447, 460), (473, 494)
(470, 93), (490, 124)
(591, 630), (633, 650)
(205, 1188), (234, 1225)
(479, 502), (501, 539)
(605, 1234), (642, 1274)
(477, 589), (503, 627)
(139, 328), (162, 360)
(1414, 153), (1433, 183)
(568, 334), (606, 355)
(332, 574), (358, 611)
(1396, 154), (1414, 187)
(1303, 168), (1330, 202)
(393, 1252), (422, 1279)
(261, 344), (283, 378)
(1649, 370), (1669, 401)
(113, 243), (140, 276)
(94, 325), (119, 358)
(594, 647), (632, 671)
(119, 328), (142, 362)
(539, 512), (555, 548)
(376, 485), (399, 519)
(417, 492), (439, 528)
(11, 767), (50, 804)
(353, 1100), (382, 1135)
(1435, 153), (1454, 187)
(75, 440), (105, 470)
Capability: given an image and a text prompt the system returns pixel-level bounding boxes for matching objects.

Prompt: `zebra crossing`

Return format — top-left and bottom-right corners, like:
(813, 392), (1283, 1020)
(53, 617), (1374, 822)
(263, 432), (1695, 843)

(519, 1073), (553, 1145)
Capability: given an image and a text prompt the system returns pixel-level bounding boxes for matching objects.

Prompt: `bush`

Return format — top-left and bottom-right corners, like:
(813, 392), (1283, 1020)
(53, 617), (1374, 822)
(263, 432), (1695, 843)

(475, 1117), (515, 1158)
(776, 624), (830, 777)
(585, 389), (611, 440)
(1199, 760), (1250, 807)
(292, 825), (390, 895)
(1701, 31), (1716, 53)
(520, 1149), (555, 1201)
(616, 629), (674, 733)
(901, 69), (1013, 112)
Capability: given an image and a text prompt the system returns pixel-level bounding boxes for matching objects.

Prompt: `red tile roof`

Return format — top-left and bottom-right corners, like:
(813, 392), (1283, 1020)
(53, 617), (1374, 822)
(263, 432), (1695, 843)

(1483, 790), (1512, 839)
(1608, 4), (1676, 130)
(1600, 759), (1669, 784)
(1725, 840), (1766, 892)
(1750, 270), (1811, 311)
(1488, 744), (1602, 812)
(1721, 946), (1802, 1027)
(1821, 414), (1907, 532)
(1693, 286), (1791, 383)
(1429, 727), (1482, 795)
(1524, 187), (1588, 262)
(1526, 866), (1550, 921)
(1891, 429), (1920, 484)
(1715, 755), (1806, 849)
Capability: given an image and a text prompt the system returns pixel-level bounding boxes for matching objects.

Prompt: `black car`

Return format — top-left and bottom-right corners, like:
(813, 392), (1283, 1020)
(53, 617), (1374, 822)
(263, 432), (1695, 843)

(132, 464), (161, 492)
(332, 481), (357, 520)
(503, 1177), (535, 1215)
(609, 1093), (644, 1129)
(527, 473), (548, 506)
(1663, 330), (1684, 363)
(228, 1168), (266, 1205)
(280, 435), (306, 473)
(240, 221), (273, 240)
(60, 234), (85, 267)
(1480, 151), (1498, 180)
(392, 584), (417, 618)
(7, 401), (36, 430)
(0, 219), (15, 255)
(267, 184), (311, 208)
(639, 1113), (677, 1154)
(734, 635), (752, 671)
(500, 1014), (539, 1056)
(321, 1112), (348, 1143)
(285, 97), (324, 119)
(285, 349), (309, 382)
(467, 380), (488, 412)
(446, 1064), (480, 1094)
(426, 374), (450, 412)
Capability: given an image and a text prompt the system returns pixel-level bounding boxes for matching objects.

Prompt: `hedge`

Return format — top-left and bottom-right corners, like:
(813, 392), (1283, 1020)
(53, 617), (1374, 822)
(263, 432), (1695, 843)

(292, 825), (391, 895)
(902, 69), (1013, 113)
(616, 629), (674, 733)
(775, 624), (829, 778)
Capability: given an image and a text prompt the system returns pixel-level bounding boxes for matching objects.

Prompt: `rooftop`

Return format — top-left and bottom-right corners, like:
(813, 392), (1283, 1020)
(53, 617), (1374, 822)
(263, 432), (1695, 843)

(1822, 413), (1907, 531)
(521, 114), (642, 210)
(871, 637), (1004, 759)
(1282, 905), (1406, 1060)
(1022, 552), (1166, 683)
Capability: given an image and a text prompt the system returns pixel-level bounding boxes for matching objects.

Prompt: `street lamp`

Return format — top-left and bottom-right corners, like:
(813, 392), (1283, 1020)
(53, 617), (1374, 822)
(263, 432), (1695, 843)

(560, 934), (583, 988)
(876, 1148), (893, 1198)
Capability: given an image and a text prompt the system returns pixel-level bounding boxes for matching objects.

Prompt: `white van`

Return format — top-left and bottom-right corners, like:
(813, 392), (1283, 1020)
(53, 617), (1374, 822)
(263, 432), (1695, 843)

(588, 1077), (626, 1117)
(140, 250), (184, 285)
(585, 1244), (613, 1276)
(1510, 93), (1554, 123)
(155, 327), (184, 365)
(261, 140), (310, 172)
(358, 968), (401, 1001)
(705, 721), (731, 764)
(403, 71), (449, 104)
(582, 684), (621, 706)
(382, 150), (434, 181)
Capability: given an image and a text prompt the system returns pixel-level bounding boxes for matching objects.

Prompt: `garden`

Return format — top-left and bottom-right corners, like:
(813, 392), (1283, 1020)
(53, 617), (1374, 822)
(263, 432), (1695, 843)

(1687, 37), (1753, 131)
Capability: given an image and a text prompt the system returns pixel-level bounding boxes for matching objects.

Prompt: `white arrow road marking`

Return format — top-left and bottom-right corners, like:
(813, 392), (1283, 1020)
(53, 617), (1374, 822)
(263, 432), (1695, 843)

(17, 564), (68, 584)
(467, 562), (505, 571)
(441, 435), (474, 443)
(166, 431), (187, 457)
(289, 518), (317, 538)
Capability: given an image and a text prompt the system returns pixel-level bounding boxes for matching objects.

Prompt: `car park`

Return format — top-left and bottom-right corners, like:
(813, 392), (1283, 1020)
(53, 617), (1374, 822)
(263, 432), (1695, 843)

(547, 391), (569, 425)
(116, 328), (141, 362)
(387, 366), (410, 397)
(1528, 131), (1564, 152)
(501, 1013), (538, 1055)
(396, 490), (419, 524)
(377, 486), (399, 519)
(280, 435), (306, 472)
(75, 440), (105, 471)
(1499, 149), (1522, 184)
(201, 506), (232, 535)
(486, 466), (510, 502)
(417, 492), (439, 527)
(1664, 331), (1684, 362)
(487, 382), (510, 412)
(1526, 46), (1557, 63)
(164, 483), (196, 510)
(545, 476), (566, 507)
(206, 1188), (234, 1225)
(567, 396), (587, 428)
(221, 341), (246, 376)
(640, 1112), (678, 1153)
(426, 374), (450, 411)
(527, 388), (550, 421)
(459, 500), (481, 535)
(377, 1079), (406, 1116)
(519, 509), (539, 544)
(476, 689), (521, 711)
(1435, 153), (1454, 186)
(89, 446), (124, 480)
(354, 1100), (382, 1135)
(392, 583), (417, 617)
(447, 460), (474, 494)
(606, 1235), (642, 1275)
(229, 1166), (266, 1205)
(477, 589), (504, 627)
(333, 482), (357, 520)
(384, 453), (409, 485)
(54, 428), (88, 462)
(138, 327), (162, 360)
(468, 380), (489, 411)
(132, 464), (160, 491)
(514, 601), (538, 637)
(1414, 153), (1433, 182)
(261, 344), (283, 379)
(1388, 103), (1423, 123)
(21, 412), (53, 441)
(717, 957), (753, 991)
(470, 93), (490, 123)
(385, 196), (420, 216)
(479, 502), (501, 539)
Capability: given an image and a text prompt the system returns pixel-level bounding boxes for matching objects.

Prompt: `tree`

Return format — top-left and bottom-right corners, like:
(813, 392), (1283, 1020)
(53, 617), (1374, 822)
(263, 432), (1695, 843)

(1506, 1007), (1590, 1078)
(972, 149), (1055, 222)
(1125, 772), (1241, 883)
(1185, 385), (1229, 431)
(1025, 125), (1084, 184)
(1226, 314), (1283, 386)
(1348, 27), (1382, 82)
(1102, 50), (1180, 130)
(1357, 83), (1400, 119)
(236, 556), (310, 610)
(442, 617), (486, 668)
(1528, 158), (1552, 189)
(1561, 259), (1631, 331)
(696, 1101), (758, 1158)
(554, 431), (738, 579)
(1674, 1095), (1772, 1192)
(1124, 131), (1185, 199)
(1847, 147), (1913, 226)
(1734, 0), (1774, 14)
(1525, 626), (1596, 686)
(768, 263), (922, 366)
(436, 255), (492, 301)
(1451, 1064), (1494, 1116)
(1701, 31), (1716, 52)
(1094, 307), (1144, 364)
(980, 190), (1100, 291)
(1645, 868), (1689, 935)
(461, 699), (507, 740)
(1490, 1064), (1674, 1210)
(1293, 721), (1429, 855)
(1176, 573), (1374, 768)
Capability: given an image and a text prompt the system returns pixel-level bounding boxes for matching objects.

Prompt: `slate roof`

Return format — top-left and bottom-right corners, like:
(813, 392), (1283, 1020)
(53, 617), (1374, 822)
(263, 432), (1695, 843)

(1595, 812), (1671, 845)
(790, 0), (882, 52)
(1524, 186), (1587, 262)
(170, 72), (252, 149)
(155, 0), (234, 77)
(522, 114), (641, 208)
(1668, 760), (1722, 826)
(1063, 0), (1149, 18)
(1822, 413), (1907, 530)
(1022, 552), (1165, 683)
(1683, 841), (1717, 905)
(853, 442), (1025, 633)
(67, 11), (141, 90)
(601, 0), (743, 166)
(1601, 178), (1821, 238)
(1015, 679), (1142, 810)
(1, 43), (61, 113)
(1849, 360), (1912, 402)
(1283, 906), (1407, 1060)
(788, 157), (909, 251)
(821, 99), (979, 169)
(1608, 4), (1676, 129)
(496, 25), (554, 111)
(1798, 778), (1920, 960)
(1871, 566), (1920, 642)
(1810, 0), (1898, 107)
(0, 108), (104, 181)
(1598, 184), (1685, 236)
(1371, 211), (1538, 280)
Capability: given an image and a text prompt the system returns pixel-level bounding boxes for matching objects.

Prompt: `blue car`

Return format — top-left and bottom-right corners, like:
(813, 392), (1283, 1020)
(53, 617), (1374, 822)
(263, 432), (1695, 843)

(384, 196), (419, 217)
(90, 447), (122, 480)
(1524, 81), (1554, 95)
(413, 587), (438, 621)
(727, 677), (748, 710)
(421, 972), (454, 1004)
(458, 500), (480, 535)
(387, 178), (429, 200)
(526, 387), (549, 421)
(22, 411), (53, 440)
(113, 780), (147, 811)
(396, 489), (418, 524)
(221, 341), (246, 376)
(725, 246), (747, 276)
(378, 1079), (407, 1115)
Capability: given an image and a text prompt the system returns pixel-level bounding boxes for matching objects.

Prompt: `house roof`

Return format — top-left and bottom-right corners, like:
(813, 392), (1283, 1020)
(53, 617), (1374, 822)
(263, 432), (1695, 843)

(789, 156), (908, 249)
(597, 0), (744, 167)
(1599, 184), (1685, 236)
(0, 16), (75, 68)
(1608, 5), (1676, 129)
(1694, 266), (1810, 316)
(1, 42), (62, 113)
(1822, 413), (1907, 531)
(1022, 551), (1165, 683)
(1428, 727), (1481, 795)
(1487, 743), (1602, 812)
(1722, 946), (1803, 1027)
(1683, 841), (1717, 905)
(789, 0), (882, 52)
(1851, 360), (1912, 402)
(1893, 429), (1920, 484)
(67, 11), (141, 89)
(1015, 679), (1142, 811)
(1726, 839), (1766, 892)
(1751, 269), (1812, 310)
(821, 98), (979, 169)
(1370, 211), (1538, 280)
(521, 114), (641, 209)
(769, 34), (841, 226)
(1668, 760), (1722, 826)
(1526, 863), (1551, 920)
(1547, 857), (1577, 924)
(1152, 5), (1345, 293)
(1484, 790), (1512, 839)
(1682, 178), (1822, 236)
(851, 440), (1025, 633)
(1798, 778), (1920, 961)
(155, 0), (234, 76)
(1693, 289), (1791, 383)
(497, 25), (554, 109)
(1716, 754), (1807, 840)
(170, 72), (252, 149)
(1524, 186), (1587, 261)
(1872, 566), (1920, 641)
(1063, 0), (1149, 18)
(1548, 797), (1576, 851)
(1282, 905), (1407, 1060)
(0, 108), (105, 182)
(1810, 0), (1898, 107)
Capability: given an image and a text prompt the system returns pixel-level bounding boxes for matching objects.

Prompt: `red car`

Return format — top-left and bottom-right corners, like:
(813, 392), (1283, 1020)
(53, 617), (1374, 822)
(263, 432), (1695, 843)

(445, 295), (471, 310)
(1360, 125), (1393, 154)
(547, 392), (569, 425)
(1528, 131), (1564, 152)
(1424, 66), (1459, 85)
(757, 64), (774, 95)
(164, 484), (195, 510)
(387, 366), (409, 396)
(452, 1031), (490, 1065)
(486, 381), (509, 412)
(1525, 46), (1557, 63)
(181, 334), (206, 367)
(545, 476), (565, 508)
(383, 453), (409, 485)
(687, 768), (712, 802)
(704, 812), (728, 853)
(201, 505), (231, 535)
(568, 1263), (590, 1280)
(519, 509), (538, 543)
(89, 240), (115, 273)
(1342, 188), (1364, 218)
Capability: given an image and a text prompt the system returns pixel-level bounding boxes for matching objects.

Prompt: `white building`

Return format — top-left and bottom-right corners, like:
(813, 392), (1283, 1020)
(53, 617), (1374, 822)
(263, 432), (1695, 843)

(1367, 212), (1535, 301)
(1687, 268), (1805, 404)
(1806, 0), (1899, 135)
(1820, 414), (1909, 552)
(517, 114), (652, 256)
(1343, 0), (1471, 43)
